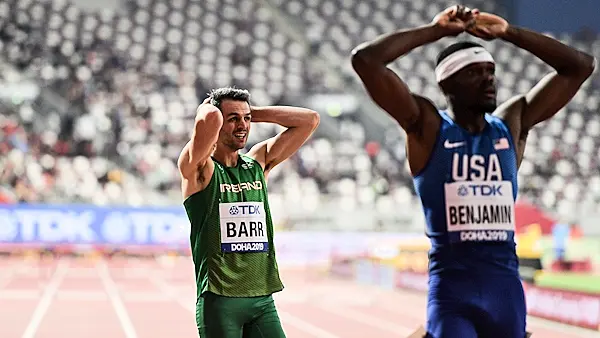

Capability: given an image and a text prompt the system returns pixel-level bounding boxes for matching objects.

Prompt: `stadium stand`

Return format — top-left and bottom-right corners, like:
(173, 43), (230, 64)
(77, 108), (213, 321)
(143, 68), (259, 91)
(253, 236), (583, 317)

(0, 0), (599, 231)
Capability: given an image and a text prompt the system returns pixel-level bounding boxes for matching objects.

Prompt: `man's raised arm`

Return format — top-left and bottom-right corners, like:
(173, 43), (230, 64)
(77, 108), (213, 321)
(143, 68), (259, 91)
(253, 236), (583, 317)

(470, 13), (596, 130)
(177, 99), (223, 178)
(350, 5), (476, 133)
(246, 106), (319, 176)
(502, 25), (595, 130)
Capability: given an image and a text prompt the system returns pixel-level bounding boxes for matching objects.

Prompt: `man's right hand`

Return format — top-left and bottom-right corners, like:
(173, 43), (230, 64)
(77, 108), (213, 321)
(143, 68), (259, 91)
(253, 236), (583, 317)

(432, 5), (479, 37)
(199, 97), (218, 112)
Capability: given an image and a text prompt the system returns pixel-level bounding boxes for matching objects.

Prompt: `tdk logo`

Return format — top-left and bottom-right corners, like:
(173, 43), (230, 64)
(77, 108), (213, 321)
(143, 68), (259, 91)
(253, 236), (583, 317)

(229, 205), (261, 216)
(458, 184), (503, 197)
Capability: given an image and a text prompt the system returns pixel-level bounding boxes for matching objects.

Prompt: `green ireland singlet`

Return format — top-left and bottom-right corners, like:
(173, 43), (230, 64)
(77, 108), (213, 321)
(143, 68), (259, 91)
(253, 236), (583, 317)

(183, 154), (283, 299)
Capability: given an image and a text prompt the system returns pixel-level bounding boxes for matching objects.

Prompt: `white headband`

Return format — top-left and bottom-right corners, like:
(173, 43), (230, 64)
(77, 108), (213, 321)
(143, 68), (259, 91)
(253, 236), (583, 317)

(435, 47), (495, 83)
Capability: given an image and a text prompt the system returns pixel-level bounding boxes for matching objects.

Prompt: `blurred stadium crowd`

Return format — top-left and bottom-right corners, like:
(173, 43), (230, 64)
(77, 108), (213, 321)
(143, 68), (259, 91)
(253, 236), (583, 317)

(0, 0), (599, 230)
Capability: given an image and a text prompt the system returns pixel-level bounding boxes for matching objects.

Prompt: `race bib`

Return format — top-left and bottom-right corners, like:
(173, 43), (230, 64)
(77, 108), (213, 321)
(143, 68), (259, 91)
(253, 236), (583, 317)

(445, 181), (515, 242)
(219, 202), (269, 253)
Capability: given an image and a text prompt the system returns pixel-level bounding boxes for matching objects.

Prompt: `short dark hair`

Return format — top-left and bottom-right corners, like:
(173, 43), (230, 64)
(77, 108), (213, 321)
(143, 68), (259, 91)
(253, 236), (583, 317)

(208, 87), (251, 109)
(436, 41), (484, 66)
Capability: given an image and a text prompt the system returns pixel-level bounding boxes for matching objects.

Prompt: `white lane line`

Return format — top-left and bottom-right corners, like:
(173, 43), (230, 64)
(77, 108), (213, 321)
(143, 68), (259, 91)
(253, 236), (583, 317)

(22, 260), (69, 338)
(318, 303), (415, 336)
(97, 260), (138, 338)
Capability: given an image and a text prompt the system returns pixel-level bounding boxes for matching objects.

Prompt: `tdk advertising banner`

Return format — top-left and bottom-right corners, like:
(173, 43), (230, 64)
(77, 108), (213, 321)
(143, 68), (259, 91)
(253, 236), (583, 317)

(0, 204), (190, 248)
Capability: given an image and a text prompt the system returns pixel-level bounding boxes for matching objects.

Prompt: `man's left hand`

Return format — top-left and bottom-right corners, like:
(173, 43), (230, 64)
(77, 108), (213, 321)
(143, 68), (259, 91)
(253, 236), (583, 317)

(467, 12), (509, 40)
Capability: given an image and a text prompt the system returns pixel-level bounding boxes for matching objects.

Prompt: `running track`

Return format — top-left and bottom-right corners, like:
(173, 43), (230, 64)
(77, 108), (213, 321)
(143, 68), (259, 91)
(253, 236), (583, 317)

(0, 255), (598, 338)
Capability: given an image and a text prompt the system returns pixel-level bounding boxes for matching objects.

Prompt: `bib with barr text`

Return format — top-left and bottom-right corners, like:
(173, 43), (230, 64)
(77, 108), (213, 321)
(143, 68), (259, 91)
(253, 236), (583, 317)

(219, 201), (269, 253)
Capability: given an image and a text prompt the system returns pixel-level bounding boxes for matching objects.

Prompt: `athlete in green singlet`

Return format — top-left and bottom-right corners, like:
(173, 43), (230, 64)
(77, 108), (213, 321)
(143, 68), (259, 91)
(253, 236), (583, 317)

(177, 87), (320, 337)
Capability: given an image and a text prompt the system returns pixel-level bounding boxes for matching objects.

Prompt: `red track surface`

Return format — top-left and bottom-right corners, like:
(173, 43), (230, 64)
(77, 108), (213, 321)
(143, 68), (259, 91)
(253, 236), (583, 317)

(0, 256), (598, 338)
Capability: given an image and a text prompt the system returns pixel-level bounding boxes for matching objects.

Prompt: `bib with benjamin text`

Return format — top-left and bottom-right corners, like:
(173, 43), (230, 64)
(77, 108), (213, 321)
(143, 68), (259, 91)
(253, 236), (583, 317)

(445, 181), (516, 243)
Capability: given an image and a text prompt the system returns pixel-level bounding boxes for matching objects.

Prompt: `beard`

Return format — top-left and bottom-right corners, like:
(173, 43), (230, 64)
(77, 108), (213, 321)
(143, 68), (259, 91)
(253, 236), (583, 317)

(477, 98), (497, 113)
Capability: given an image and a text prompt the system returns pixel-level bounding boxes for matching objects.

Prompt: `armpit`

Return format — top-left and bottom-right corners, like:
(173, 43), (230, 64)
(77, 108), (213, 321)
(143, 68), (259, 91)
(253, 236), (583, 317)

(519, 128), (530, 142)
(196, 163), (205, 184)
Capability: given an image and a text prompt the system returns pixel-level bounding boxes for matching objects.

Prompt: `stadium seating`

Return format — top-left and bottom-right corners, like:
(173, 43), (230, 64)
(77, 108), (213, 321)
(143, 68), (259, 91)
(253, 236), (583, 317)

(0, 0), (598, 230)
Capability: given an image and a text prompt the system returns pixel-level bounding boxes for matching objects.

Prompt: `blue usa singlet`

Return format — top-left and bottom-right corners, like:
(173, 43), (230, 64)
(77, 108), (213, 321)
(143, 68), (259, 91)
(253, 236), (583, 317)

(413, 111), (519, 276)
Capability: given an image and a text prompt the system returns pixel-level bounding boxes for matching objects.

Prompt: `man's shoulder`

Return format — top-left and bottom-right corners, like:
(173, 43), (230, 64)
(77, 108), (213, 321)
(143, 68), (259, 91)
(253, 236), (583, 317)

(491, 95), (526, 122)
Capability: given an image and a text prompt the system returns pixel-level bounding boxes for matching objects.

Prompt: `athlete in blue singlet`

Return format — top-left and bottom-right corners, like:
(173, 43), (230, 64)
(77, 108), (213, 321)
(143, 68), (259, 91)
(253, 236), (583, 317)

(351, 4), (595, 338)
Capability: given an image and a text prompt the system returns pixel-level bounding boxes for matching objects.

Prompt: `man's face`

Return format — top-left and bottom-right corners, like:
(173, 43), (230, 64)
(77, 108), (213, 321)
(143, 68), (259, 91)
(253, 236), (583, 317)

(447, 62), (497, 113)
(218, 99), (252, 150)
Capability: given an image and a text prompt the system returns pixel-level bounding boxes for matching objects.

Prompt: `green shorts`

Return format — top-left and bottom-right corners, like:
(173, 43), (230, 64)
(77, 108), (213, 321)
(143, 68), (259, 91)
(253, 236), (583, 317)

(197, 292), (286, 338)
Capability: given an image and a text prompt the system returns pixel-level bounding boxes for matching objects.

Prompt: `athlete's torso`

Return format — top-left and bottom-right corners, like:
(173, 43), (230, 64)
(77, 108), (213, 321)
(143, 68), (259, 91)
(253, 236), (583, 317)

(413, 111), (520, 276)
(183, 154), (283, 299)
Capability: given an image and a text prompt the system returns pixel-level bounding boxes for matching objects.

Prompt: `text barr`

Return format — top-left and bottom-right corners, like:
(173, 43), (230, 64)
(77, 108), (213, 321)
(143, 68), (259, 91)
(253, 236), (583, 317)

(226, 221), (265, 238)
